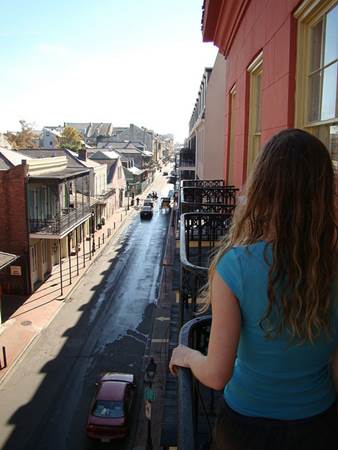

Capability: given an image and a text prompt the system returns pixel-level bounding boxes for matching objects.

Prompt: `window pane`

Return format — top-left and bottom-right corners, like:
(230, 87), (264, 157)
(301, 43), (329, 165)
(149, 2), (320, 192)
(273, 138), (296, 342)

(310, 19), (323, 72)
(308, 71), (322, 122)
(321, 62), (337, 120)
(324, 5), (338, 66)
(255, 73), (262, 133)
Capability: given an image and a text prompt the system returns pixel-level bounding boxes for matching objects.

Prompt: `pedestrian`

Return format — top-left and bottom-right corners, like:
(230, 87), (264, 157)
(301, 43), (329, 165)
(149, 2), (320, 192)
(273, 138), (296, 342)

(136, 197), (140, 207)
(169, 129), (338, 450)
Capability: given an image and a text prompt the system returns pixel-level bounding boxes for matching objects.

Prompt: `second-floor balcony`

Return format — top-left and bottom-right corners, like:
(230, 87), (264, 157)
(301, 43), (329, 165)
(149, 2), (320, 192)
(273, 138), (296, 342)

(179, 148), (196, 170)
(96, 187), (116, 203)
(181, 179), (225, 188)
(29, 204), (92, 237)
(180, 185), (238, 215)
(28, 169), (92, 238)
(179, 212), (233, 326)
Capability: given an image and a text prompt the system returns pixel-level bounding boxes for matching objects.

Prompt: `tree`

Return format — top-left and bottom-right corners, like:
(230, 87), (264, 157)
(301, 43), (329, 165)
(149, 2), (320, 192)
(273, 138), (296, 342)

(59, 126), (83, 152)
(4, 120), (38, 150)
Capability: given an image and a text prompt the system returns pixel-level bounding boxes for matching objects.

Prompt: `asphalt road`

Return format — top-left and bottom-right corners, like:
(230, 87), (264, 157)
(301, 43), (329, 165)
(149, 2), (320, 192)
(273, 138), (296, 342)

(0, 170), (174, 450)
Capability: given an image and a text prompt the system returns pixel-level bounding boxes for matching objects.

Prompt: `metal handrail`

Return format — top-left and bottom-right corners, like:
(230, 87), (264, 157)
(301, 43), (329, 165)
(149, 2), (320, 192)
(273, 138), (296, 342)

(178, 316), (212, 450)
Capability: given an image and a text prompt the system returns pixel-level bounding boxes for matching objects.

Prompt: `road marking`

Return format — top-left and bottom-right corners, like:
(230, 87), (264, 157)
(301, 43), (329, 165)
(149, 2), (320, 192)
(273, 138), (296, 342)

(151, 338), (169, 343)
(156, 316), (170, 322)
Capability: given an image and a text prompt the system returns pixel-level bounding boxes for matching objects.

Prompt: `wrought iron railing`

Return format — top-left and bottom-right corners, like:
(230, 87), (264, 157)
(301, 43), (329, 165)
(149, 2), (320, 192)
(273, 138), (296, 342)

(179, 212), (232, 326)
(179, 160), (196, 168)
(178, 316), (222, 450)
(181, 179), (225, 188)
(96, 188), (116, 201)
(181, 186), (238, 205)
(29, 204), (91, 235)
(180, 185), (238, 215)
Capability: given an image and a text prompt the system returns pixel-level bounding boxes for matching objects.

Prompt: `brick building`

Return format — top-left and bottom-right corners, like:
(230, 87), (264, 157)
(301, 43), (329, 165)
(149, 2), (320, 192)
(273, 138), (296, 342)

(202, 0), (337, 188)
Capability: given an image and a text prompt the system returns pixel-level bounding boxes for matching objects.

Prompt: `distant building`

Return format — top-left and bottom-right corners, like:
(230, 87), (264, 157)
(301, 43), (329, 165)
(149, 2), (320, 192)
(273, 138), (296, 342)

(41, 127), (63, 148)
(113, 124), (155, 155)
(0, 148), (91, 296)
(89, 150), (127, 210)
(188, 68), (212, 180)
(0, 134), (11, 149)
(64, 122), (114, 146)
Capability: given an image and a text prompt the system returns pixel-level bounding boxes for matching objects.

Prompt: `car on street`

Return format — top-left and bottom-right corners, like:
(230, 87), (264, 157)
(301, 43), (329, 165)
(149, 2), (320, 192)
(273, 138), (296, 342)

(86, 372), (136, 442)
(140, 205), (153, 219)
(144, 198), (154, 207)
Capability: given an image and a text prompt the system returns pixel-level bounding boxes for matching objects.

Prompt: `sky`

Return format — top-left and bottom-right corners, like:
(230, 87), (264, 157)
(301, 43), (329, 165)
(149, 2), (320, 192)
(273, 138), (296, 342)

(0, 0), (217, 143)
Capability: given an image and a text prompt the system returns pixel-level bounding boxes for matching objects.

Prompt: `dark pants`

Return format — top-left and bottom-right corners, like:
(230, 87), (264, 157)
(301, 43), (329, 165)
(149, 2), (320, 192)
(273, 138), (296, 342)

(212, 400), (338, 450)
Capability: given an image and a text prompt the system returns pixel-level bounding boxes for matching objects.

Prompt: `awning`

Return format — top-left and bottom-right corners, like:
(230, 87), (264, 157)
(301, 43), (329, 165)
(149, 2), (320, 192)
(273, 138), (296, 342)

(0, 252), (18, 271)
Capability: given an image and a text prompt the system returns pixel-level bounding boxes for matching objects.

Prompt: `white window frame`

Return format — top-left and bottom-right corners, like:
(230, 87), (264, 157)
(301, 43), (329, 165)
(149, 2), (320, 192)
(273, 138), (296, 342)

(247, 52), (263, 175)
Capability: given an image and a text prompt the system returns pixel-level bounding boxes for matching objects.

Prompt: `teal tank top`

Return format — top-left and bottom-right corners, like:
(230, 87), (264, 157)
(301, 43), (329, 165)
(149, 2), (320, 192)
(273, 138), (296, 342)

(216, 241), (338, 420)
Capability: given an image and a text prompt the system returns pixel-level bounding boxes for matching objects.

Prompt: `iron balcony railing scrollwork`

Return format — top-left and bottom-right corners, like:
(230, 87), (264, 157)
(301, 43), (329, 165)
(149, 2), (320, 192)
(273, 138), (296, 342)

(96, 187), (116, 201)
(180, 186), (238, 215)
(181, 179), (226, 188)
(178, 315), (222, 450)
(179, 212), (233, 327)
(29, 204), (91, 235)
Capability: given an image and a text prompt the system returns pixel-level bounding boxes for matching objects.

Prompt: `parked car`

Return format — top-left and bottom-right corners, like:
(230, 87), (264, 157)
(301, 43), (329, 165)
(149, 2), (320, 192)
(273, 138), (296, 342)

(140, 205), (153, 219)
(143, 200), (154, 208)
(86, 373), (136, 442)
(163, 171), (168, 176)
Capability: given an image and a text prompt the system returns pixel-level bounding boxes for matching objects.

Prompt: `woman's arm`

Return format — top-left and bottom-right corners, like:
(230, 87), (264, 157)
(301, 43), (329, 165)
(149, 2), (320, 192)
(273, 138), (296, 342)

(169, 272), (241, 390)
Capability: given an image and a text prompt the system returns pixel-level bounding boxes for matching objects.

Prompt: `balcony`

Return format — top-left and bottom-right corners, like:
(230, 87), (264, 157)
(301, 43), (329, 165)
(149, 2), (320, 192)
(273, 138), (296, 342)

(177, 316), (221, 450)
(178, 148), (196, 173)
(28, 171), (92, 239)
(96, 187), (116, 203)
(181, 179), (225, 188)
(179, 212), (232, 326)
(180, 186), (238, 214)
(29, 204), (91, 237)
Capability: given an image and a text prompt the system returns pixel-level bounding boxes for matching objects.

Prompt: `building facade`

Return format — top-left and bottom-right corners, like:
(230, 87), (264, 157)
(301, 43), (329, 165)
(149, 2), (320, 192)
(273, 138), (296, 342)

(202, 0), (338, 188)
(0, 151), (92, 295)
(188, 68), (212, 180)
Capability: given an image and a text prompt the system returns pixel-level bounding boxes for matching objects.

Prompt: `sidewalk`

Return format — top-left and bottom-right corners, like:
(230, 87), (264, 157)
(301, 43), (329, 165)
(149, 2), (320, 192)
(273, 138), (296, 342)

(133, 207), (178, 450)
(0, 201), (141, 384)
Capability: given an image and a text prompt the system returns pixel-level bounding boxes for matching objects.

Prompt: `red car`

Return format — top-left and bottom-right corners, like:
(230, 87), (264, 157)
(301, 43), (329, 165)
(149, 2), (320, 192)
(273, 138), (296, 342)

(86, 373), (136, 442)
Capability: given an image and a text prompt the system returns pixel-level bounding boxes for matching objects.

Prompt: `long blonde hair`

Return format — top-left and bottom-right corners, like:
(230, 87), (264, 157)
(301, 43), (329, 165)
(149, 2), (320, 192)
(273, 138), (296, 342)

(208, 129), (337, 342)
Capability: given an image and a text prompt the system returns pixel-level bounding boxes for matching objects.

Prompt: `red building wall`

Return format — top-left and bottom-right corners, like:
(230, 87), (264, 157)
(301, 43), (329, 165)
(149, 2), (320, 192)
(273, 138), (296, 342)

(0, 165), (31, 295)
(218, 0), (301, 188)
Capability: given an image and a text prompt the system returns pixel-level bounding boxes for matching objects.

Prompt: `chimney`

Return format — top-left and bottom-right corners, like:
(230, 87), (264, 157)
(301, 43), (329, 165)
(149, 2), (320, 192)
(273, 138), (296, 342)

(78, 148), (87, 161)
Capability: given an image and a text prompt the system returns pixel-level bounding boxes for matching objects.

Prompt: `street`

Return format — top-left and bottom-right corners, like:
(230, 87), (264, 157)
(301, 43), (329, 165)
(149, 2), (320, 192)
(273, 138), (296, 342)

(0, 170), (173, 450)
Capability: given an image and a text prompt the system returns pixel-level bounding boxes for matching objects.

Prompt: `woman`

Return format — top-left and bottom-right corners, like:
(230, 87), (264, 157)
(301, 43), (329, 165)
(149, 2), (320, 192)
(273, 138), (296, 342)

(169, 129), (338, 450)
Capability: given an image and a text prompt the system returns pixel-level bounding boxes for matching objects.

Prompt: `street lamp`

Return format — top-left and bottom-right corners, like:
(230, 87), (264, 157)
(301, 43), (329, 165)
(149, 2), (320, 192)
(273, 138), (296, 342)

(144, 357), (157, 450)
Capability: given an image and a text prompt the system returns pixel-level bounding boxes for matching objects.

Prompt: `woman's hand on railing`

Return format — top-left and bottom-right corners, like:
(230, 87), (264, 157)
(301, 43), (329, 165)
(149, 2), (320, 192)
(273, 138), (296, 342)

(169, 344), (200, 376)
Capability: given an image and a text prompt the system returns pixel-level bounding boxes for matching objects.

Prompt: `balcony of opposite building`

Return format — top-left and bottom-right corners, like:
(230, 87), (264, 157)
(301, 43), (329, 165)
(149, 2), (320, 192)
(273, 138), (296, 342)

(28, 169), (92, 239)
